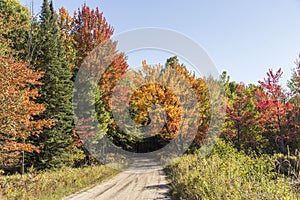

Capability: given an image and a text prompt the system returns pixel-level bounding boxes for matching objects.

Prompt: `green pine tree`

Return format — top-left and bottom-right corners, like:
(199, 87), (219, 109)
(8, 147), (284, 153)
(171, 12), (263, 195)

(30, 0), (76, 169)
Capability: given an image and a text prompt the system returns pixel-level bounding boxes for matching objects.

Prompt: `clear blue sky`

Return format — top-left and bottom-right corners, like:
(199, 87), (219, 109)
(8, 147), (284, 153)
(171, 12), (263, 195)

(20, 0), (300, 86)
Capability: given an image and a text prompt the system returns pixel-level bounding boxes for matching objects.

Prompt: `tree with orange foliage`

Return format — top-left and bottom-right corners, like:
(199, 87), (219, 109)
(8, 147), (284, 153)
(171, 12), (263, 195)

(0, 56), (51, 172)
(166, 57), (212, 146)
(57, 7), (77, 72)
(127, 57), (209, 153)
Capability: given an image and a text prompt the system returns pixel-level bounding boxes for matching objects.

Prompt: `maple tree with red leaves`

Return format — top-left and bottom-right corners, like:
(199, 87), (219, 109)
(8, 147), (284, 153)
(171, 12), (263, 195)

(72, 4), (114, 67)
(255, 68), (298, 153)
(59, 4), (128, 103)
(72, 4), (128, 106)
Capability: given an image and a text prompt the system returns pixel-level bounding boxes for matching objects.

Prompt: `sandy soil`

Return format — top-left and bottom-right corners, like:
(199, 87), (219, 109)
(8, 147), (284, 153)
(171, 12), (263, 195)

(63, 157), (171, 200)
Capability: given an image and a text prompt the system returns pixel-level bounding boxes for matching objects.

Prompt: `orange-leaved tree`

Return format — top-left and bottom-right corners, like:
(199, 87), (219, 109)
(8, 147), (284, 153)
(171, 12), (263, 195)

(128, 57), (210, 153)
(0, 56), (51, 171)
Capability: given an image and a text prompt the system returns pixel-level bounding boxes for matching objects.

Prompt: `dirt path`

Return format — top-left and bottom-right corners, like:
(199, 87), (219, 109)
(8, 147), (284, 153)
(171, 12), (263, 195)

(63, 157), (171, 200)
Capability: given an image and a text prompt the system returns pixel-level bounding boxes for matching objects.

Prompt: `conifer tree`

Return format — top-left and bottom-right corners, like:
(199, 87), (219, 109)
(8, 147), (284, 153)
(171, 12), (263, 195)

(30, 0), (75, 169)
(288, 55), (300, 95)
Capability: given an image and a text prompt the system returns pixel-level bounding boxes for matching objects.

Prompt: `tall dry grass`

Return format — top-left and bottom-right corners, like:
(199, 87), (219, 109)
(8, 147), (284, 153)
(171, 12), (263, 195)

(166, 140), (299, 200)
(0, 165), (118, 200)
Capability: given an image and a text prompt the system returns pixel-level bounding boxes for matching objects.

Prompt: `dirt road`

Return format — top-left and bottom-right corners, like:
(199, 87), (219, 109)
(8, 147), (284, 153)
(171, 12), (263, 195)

(63, 157), (171, 200)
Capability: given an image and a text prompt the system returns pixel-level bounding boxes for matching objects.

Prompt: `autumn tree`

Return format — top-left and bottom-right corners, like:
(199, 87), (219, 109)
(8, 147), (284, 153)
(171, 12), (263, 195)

(58, 3), (118, 76)
(58, 4), (128, 102)
(0, 56), (51, 172)
(126, 57), (209, 153)
(0, 0), (51, 173)
(0, 0), (30, 59)
(72, 4), (113, 67)
(166, 57), (212, 147)
(58, 4), (129, 160)
(255, 68), (297, 154)
(223, 82), (263, 152)
(57, 7), (77, 72)
(128, 64), (182, 152)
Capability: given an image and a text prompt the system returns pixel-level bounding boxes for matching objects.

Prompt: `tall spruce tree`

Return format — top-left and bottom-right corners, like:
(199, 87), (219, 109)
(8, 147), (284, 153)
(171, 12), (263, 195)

(30, 0), (75, 169)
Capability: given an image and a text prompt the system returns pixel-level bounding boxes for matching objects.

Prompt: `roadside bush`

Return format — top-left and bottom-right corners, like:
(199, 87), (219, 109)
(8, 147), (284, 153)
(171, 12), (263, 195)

(166, 140), (297, 200)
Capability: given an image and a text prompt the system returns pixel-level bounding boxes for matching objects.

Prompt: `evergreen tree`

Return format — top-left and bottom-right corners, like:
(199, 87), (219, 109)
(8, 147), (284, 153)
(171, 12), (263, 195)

(30, 0), (75, 169)
(288, 55), (300, 96)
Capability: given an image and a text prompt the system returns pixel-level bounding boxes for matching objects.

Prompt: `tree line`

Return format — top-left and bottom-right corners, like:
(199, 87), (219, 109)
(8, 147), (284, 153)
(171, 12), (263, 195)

(0, 0), (299, 174)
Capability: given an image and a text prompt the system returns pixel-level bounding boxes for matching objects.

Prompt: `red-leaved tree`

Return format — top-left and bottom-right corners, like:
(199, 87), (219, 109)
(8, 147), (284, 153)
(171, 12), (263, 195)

(58, 5), (128, 155)
(255, 68), (297, 153)
(225, 83), (259, 152)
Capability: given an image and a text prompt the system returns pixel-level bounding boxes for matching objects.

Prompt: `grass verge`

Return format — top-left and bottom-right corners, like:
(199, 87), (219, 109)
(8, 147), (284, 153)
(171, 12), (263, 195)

(0, 165), (118, 200)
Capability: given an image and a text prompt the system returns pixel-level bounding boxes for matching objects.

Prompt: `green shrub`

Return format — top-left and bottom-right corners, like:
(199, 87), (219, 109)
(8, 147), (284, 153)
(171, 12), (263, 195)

(0, 165), (118, 200)
(166, 140), (298, 200)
